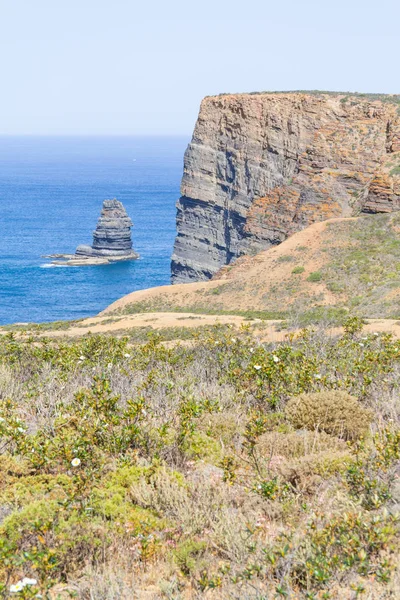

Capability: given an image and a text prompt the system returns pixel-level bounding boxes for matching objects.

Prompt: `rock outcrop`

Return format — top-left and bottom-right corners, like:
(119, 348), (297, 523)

(76, 199), (137, 259)
(171, 92), (400, 283)
(47, 199), (139, 265)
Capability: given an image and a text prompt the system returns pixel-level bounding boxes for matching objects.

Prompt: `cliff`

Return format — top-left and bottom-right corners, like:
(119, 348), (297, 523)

(171, 91), (400, 283)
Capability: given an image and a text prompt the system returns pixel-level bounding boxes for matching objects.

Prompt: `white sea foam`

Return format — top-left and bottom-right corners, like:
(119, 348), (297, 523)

(40, 263), (70, 268)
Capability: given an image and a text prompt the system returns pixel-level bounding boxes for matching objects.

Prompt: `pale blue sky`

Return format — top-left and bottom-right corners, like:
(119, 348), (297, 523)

(0, 0), (398, 135)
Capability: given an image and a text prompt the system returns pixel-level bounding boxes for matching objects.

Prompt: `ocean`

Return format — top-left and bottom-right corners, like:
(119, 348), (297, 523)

(0, 136), (188, 325)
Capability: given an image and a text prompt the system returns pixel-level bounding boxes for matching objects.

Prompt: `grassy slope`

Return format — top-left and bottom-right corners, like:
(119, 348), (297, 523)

(103, 213), (400, 324)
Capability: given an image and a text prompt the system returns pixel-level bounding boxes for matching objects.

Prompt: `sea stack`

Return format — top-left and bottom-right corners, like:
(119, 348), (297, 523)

(76, 199), (138, 259)
(46, 199), (139, 265)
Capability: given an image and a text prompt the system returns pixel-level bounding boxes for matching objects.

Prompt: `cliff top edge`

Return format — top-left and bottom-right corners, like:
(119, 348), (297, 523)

(204, 90), (400, 104)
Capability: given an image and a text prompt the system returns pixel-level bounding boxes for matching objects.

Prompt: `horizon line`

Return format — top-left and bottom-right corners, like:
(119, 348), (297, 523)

(0, 132), (192, 137)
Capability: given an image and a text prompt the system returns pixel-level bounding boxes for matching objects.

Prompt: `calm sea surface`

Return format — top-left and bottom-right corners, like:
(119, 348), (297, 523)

(0, 136), (188, 324)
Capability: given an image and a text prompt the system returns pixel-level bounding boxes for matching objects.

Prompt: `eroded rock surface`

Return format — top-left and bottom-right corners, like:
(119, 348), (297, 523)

(76, 199), (137, 258)
(47, 199), (138, 265)
(171, 92), (400, 283)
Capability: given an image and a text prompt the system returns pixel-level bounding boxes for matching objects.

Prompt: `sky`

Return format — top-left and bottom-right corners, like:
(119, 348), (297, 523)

(0, 0), (399, 135)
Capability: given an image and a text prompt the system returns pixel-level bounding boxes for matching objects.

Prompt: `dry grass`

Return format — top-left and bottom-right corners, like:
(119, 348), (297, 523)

(97, 213), (400, 325)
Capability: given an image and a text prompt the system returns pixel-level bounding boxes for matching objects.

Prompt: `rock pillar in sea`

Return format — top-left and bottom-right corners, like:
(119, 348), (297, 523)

(76, 199), (138, 258)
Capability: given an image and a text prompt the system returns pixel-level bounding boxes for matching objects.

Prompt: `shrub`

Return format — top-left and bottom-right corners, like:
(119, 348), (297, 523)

(285, 391), (372, 440)
(292, 266), (305, 274)
(307, 271), (323, 282)
(280, 450), (353, 485)
(390, 165), (400, 176)
(256, 430), (347, 459)
(277, 255), (294, 263)
(198, 412), (241, 445)
(173, 539), (207, 575)
(294, 511), (399, 587)
(343, 315), (365, 335)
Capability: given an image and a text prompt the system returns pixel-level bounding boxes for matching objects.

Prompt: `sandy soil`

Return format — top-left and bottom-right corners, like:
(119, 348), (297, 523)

(4, 313), (400, 345)
(36, 312), (265, 337)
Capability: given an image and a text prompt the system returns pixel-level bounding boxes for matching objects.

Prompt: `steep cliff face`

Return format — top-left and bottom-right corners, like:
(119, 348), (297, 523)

(171, 92), (400, 283)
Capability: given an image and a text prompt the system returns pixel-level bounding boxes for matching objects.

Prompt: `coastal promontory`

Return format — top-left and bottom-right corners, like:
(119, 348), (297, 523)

(171, 91), (400, 283)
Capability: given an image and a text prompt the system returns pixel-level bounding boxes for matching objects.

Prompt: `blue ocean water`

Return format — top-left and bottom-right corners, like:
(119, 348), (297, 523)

(0, 136), (188, 325)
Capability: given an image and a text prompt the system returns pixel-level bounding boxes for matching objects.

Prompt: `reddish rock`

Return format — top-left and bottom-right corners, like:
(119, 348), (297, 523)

(171, 92), (400, 283)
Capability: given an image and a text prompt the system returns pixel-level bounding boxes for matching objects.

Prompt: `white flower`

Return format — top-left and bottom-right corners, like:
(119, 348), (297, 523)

(71, 458), (81, 467)
(253, 365), (262, 370)
(373, 332), (379, 336)
(0, 417), (4, 422)
(214, 341), (219, 345)
(124, 353), (131, 358)
(272, 355), (279, 363)
(22, 578), (37, 586)
(107, 363), (112, 369)
(10, 581), (24, 593)
(359, 343), (364, 347)
(231, 338), (237, 343)
(314, 374), (321, 380)
(249, 348), (254, 353)
(17, 427), (25, 433)
(79, 355), (86, 361)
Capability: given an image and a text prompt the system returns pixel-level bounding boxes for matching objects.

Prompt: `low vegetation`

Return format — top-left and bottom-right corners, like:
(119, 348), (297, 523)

(390, 165), (400, 176)
(107, 214), (400, 327)
(0, 318), (399, 598)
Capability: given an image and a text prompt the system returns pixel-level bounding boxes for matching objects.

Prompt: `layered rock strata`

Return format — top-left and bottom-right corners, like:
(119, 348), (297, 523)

(76, 199), (137, 258)
(171, 92), (400, 283)
(47, 199), (138, 265)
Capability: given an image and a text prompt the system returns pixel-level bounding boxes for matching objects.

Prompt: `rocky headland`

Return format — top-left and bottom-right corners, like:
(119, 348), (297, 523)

(171, 91), (400, 283)
(47, 199), (139, 265)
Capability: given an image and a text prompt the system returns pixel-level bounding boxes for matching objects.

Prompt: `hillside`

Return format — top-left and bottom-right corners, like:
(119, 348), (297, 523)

(172, 91), (400, 283)
(105, 212), (400, 323)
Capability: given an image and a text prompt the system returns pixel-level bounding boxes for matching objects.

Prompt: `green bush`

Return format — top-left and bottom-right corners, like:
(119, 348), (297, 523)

(173, 540), (207, 575)
(307, 271), (323, 282)
(277, 255), (294, 263)
(292, 266), (305, 274)
(285, 391), (372, 440)
(390, 165), (400, 176)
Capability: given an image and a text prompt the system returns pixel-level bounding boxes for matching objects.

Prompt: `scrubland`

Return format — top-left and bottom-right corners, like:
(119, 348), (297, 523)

(0, 317), (399, 599)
